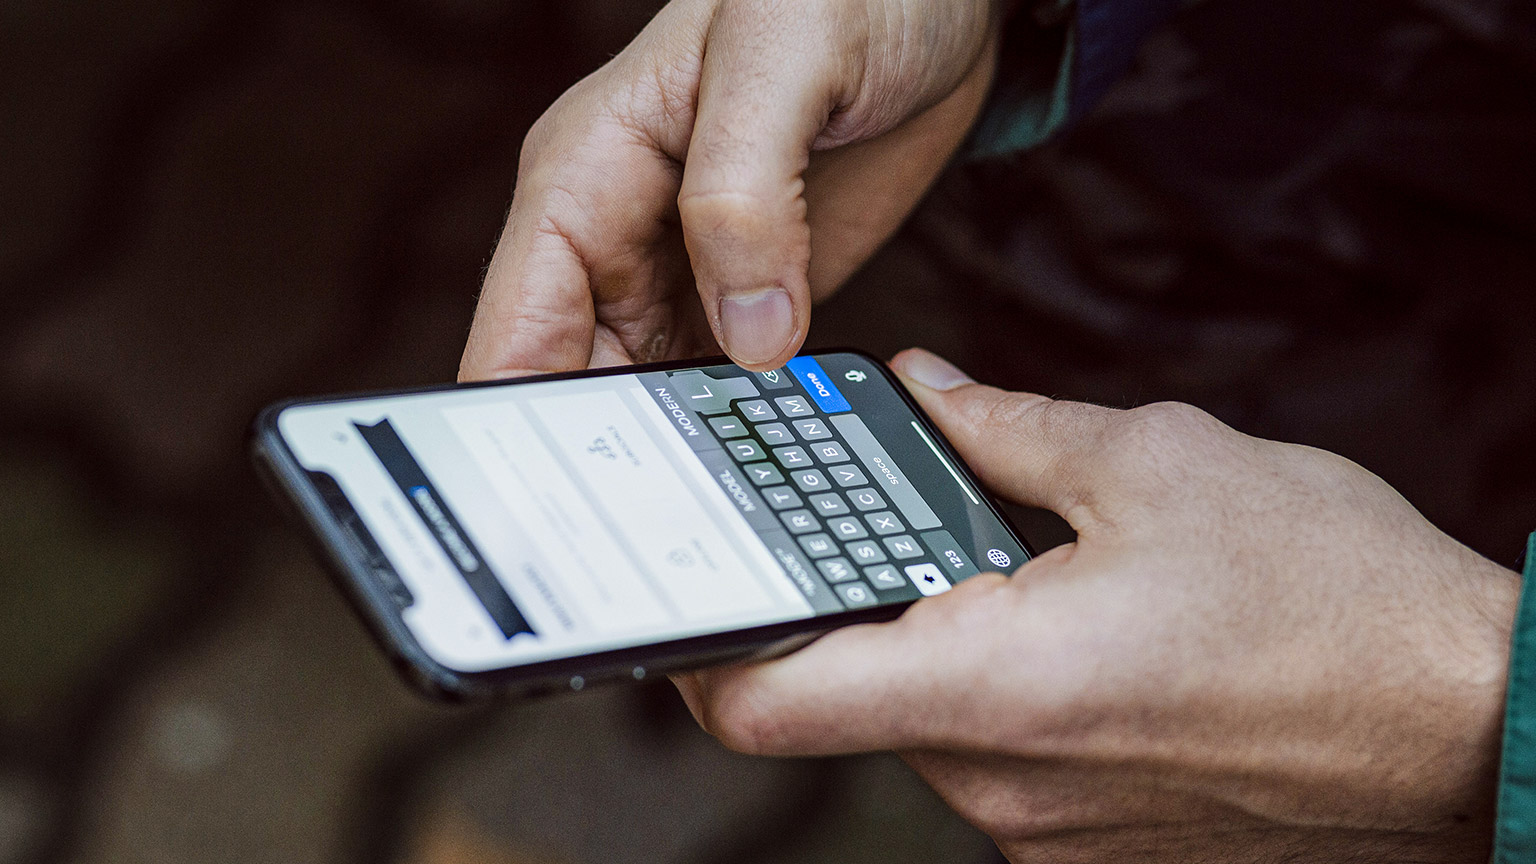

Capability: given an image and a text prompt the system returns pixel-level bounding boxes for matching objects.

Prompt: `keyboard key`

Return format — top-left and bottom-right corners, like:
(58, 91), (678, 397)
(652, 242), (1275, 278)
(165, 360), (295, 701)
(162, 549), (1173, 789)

(774, 395), (814, 417)
(791, 469), (830, 492)
(728, 440), (764, 461)
(827, 516), (867, 540)
(756, 422), (794, 446)
(811, 442), (850, 464)
(904, 563), (952, 596)
(829, 465), (868, 487)
(816, 557), (857, 583)
(921, 529), (981, 579)
(738, 400), (777, 421)
(809, 493), (850, 516)
(865, 564), (906, 590)
(792, 418), (832, 440)
(772, 445), (812, 468)
(668, 370), (760, 414)
(780, 509), (818, 534)
(834, 580), (878, 608)
(708, 416), (749, 438)
(761, 486), (802, 509)
(786, 356), (852, 413)
(745, 463), (785, 486)
(845, 540), (887, 565)
(865, 511), (904, 535)
(847, 487), (886, 512)
(760, 529), (844, 614)
(798, 533), (838, 558)
(830, 414), (942, 529)
(755, 368), (794, 390)
(883, 535), (924, 560)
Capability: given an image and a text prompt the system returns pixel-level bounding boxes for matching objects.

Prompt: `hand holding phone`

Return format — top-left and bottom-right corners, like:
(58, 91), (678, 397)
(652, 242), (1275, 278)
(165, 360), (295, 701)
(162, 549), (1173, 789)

(675, 349), (1517, 862)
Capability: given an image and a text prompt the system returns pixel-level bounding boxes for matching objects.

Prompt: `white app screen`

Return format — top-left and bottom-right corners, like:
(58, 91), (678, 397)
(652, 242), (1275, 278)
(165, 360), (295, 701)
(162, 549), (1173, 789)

(279, 373), (814, 671)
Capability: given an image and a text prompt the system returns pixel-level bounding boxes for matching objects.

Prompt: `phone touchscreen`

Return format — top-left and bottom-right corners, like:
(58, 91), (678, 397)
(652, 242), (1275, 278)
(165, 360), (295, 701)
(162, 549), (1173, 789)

(276, 353), (1028, 672)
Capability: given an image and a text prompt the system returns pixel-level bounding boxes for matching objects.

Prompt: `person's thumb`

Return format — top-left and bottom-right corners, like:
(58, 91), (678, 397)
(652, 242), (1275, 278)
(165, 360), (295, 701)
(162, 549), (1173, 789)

(890, 348), (1116, 521)
(677, 2), (853, 370)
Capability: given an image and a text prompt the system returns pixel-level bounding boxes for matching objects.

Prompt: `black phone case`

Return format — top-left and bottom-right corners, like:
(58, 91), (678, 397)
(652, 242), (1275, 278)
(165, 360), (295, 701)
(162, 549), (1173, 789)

(248, 349), (1033, 701)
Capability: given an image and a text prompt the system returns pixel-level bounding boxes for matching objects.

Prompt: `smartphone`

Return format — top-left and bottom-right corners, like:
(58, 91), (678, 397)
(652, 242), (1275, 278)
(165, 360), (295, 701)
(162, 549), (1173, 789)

(251, 350), (1031, 699)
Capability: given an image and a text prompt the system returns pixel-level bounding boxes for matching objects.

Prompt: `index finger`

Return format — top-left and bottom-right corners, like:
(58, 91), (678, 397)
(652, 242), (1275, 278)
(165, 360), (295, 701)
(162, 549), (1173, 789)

(461, 0), (711, 380)
(459, 205), (596, 381)
(460, 103), (690, 380)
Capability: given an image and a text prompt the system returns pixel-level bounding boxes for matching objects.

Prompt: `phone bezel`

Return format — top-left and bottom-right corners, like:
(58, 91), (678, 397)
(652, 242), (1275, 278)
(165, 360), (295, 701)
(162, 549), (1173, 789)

(249, 349), (1033, 700)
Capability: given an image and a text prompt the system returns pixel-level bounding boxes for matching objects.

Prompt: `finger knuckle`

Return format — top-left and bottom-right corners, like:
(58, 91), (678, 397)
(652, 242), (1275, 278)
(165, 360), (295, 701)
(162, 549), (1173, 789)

(963, 390), (1051, 442)
(1112, 401), (1223, 455)
(519, 85), (585, 167)
(1089, 402), (1242, 509)
(1129, 399), (1217, 432)
(521, 111), (556, 159)
(675, 188), (809, 277)
(1031, 398), (1108, 445)
(517, 73), (613, 177)
(676, 188), (767, 236)
(970, 394), (1101, 499)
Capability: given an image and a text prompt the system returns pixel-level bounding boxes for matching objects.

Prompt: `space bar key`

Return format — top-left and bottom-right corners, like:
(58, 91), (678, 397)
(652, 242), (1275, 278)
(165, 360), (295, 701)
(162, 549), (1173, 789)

(829, 414), (941, 530)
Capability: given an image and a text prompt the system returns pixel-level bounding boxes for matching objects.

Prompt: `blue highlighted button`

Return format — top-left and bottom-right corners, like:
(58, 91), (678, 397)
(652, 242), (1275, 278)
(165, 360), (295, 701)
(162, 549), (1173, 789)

(786, 356), (851, 413)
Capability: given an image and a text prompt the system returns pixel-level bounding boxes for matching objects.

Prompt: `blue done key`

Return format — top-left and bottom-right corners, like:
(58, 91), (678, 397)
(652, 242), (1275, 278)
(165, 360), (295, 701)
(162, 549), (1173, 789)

(786, 356), (851, 413)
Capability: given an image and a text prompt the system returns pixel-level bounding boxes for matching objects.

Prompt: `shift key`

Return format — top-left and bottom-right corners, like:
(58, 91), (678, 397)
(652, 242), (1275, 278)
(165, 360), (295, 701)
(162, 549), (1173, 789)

(830, 414), (940, 530)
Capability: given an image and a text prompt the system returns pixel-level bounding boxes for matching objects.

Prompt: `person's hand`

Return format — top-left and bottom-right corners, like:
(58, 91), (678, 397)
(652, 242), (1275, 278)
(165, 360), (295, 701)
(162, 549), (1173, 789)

(674, 348), (1521, 862)
(459, 0), (1005, 380)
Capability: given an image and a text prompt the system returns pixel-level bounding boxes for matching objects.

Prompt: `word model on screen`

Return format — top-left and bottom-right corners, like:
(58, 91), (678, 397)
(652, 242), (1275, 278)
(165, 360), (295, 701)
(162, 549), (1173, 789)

(252, 351), (1031, 699)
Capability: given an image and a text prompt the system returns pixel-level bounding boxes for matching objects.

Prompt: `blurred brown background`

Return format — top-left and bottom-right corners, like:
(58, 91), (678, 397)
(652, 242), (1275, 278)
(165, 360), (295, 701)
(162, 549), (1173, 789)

(1, 0), (1532, 862)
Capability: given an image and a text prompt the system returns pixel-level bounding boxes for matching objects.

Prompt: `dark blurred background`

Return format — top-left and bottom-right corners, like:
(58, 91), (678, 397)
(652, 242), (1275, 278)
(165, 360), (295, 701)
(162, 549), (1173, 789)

(2, 0), (1532, 862)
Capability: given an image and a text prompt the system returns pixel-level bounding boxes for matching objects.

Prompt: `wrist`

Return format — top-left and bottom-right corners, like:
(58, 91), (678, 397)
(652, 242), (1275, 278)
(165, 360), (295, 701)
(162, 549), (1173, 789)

(1444, 555), (1519, 762)
(1414, 550), (1520, 846)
